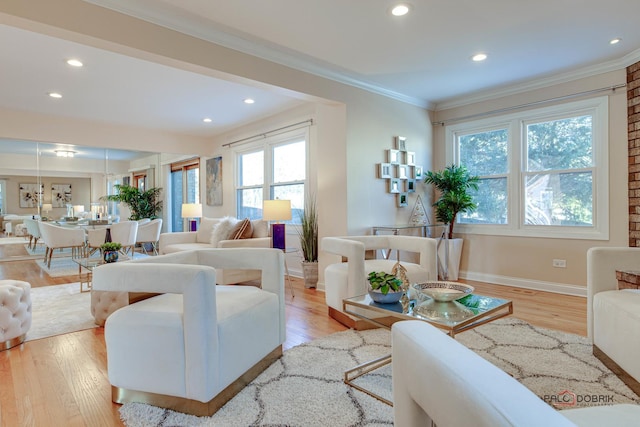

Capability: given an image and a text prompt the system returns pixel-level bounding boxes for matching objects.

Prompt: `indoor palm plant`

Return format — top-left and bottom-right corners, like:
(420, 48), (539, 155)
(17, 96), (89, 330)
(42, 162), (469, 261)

(298, 193), (318, 288)
(424, 164), (479, 239)
(101, 184), (163, 220)
(424, 164), (479, 280)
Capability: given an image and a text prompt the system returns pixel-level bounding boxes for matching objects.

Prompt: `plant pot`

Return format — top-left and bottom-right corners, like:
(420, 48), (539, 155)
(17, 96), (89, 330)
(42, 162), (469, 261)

(368, 289), (404, 304)
(103, 250), (119, 263)
(301, 261), (318, 288)
(437, 238), (464, 281)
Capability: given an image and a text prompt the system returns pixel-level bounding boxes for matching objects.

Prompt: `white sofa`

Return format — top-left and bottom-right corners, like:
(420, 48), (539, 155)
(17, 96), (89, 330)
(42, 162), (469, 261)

(392, 320), (640, 427)
(587, 246), (640, 394)
(92, 247), (285, 416)
(158, 217), (271, 284)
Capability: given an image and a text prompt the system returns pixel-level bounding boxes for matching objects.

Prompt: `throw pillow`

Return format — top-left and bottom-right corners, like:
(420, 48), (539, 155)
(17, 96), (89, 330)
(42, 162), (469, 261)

(210, 216), (239, 247)
(251, 219), (270, 238)
(197, 217), (221, 243)
(230, 218), (253, 239)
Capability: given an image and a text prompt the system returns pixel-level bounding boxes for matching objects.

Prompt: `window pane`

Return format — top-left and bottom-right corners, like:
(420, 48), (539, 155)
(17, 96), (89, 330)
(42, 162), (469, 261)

(186, 167), (199, 204)
(459, 177), (508, 225)
(273, 141), (305, 183)
(171, 170), (183, 232)
(237, 188), (263, 220)
(525, 172), (593, 226)
(272, 183), (304, 224)
(527, 115), (593, 172)
(459, 129), (508, 175)
(240, 151), (264, 186)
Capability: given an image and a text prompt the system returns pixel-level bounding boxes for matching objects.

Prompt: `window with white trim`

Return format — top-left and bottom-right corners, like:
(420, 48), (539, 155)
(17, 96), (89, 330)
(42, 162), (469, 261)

(236, 131), (307, 223)
(447, 96), (609, 240)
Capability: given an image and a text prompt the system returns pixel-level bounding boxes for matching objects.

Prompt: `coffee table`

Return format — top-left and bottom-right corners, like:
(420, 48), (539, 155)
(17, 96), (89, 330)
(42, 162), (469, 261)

(73, 254), (129, 292)
(342, 291), (513, 405)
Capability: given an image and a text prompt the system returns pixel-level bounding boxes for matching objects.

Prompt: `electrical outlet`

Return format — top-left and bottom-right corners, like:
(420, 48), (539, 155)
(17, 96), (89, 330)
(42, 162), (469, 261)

(553, 259), (567, 268)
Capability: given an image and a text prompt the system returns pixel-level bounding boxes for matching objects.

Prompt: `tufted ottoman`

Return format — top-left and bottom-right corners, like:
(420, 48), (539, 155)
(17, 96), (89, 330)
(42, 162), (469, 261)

(91, 290), (159, 326)
(0, 280), (32, 351)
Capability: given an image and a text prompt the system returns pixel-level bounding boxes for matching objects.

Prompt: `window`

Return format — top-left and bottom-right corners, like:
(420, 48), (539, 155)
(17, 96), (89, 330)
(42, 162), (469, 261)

(236, 131), (307, 223)
(170, 158), (200, 232)
(446, 96), (608, 240)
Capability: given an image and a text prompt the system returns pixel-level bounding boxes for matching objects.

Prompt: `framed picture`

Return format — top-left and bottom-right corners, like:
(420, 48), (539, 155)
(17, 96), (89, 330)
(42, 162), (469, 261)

(398, 164), (408, 180)
(406, 151), (416, 166)
(415, 165), (423, 180)
(378, 163), (392, 179)
(406, 179), (416, 193)
(19, 183), (43, 208)
(389, 178), (401, 194)
(397, 192), (408, 207)
(395, 136), (407, 151)
(206, 156), (223, 206)
(388, 149), (400, 165)
(51, 183), (72, 207)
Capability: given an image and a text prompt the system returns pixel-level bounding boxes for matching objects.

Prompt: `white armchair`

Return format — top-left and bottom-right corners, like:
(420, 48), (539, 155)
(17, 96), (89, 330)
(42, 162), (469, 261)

(23, 218), (41, 250)
(38, 221), (86, 267)
(109, 221), (138, 256)
(92, 247), (285, 416)
(322, 235), (438, 328)
(392, 320), (640, 427)
(587, 247), (640, 394)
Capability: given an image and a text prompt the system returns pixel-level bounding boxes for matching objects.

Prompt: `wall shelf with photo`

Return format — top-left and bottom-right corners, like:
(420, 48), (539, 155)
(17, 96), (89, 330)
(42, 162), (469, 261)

(376, 136), (422, 207)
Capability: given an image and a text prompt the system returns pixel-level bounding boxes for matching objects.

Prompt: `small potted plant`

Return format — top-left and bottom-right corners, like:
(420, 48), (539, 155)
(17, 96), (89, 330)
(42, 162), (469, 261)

(100, 242), (122, 263)
(298, 193), (318, 288)
(367, 271), (404, 303)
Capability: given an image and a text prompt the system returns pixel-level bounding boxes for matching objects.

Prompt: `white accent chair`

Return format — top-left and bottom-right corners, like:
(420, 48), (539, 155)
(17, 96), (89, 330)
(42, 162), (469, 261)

(38, 221), (86, 267)
(135, 218), (162, 255)
(392, 320), (640, 427)
(23, 218), (41, 250)
(109, 221), (138, 256)
(92, 248), (286, 416)
(587, 247), (640, 395)
(321, 235), (438, 327)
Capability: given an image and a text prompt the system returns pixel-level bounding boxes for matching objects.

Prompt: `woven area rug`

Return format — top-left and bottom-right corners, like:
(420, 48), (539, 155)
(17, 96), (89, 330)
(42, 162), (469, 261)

(118, 318), (639, 427)
(28, 282), (96, 341)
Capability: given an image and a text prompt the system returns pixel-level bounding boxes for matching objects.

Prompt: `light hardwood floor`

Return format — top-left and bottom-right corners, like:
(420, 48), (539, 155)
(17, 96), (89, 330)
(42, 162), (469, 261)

(0, 240), (587, 426)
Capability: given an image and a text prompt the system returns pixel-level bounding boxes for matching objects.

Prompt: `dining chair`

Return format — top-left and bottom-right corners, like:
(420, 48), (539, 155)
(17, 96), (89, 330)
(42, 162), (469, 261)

(109, 221), (139, 256)
(86, 227), (109, 257)
(38, 221), (86, 268)
(135, 218), (162, 255)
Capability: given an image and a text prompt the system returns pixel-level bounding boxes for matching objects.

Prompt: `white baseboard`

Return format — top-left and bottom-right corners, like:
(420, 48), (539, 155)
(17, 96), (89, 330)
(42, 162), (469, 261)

(461, 270), (587, 297)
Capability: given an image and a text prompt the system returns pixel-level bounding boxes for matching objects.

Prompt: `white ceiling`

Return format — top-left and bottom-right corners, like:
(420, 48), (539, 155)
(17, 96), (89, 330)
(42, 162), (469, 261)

(1, 0), (640, 159)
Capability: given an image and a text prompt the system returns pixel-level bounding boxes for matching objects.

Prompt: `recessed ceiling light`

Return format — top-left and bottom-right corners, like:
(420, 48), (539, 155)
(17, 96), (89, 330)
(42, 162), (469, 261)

(244, 98), (255, 104)
(66, 59), (83, 67)
(55, 150), (76, 158)
(48, 92), (62, 99)
(472, 53), (488, 62)
(610, 38), (622, 45)
(391, 4), (410, 16)
(203, 118), (212, 123)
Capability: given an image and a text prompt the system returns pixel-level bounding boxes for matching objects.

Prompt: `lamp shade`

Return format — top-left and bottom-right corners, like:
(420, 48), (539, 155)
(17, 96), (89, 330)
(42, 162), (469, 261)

(73, 205), (85, 215)
(42, 203), (52, 213)
(181, 203), (203, 219)
(262, 200), (292, 221)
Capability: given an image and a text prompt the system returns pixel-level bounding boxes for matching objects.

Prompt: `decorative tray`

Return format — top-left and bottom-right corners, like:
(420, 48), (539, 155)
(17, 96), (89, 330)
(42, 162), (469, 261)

(412, 281), (474, 302)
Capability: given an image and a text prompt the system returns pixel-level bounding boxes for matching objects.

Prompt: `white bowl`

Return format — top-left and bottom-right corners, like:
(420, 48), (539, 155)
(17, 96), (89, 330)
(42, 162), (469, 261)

(412, 281), (474, 302)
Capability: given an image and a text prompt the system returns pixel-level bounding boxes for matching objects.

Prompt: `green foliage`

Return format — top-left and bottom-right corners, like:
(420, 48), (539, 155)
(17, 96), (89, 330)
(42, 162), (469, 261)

(101, 184), (163, 220)
(100, 242), (122, 251)
(424, 164), (479, 239)
(298, 194), (318, 262)
(367, 271), (402, 295)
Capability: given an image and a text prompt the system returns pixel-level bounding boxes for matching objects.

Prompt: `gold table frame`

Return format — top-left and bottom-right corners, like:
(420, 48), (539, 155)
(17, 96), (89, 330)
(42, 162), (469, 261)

(342, 292), (513, 406)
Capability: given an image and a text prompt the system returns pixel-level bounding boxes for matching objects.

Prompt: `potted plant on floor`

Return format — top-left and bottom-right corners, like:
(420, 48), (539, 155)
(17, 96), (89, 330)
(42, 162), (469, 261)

(298, 193), (318, 288)
(101, 184), (163, 220)
(424, 164), (479, 280)
(100, 242), (122, 263)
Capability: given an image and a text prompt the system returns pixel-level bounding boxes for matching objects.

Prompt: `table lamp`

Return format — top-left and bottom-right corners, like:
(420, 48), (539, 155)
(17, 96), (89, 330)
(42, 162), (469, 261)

(41, 203), (52, 219)
(182, 203), (202, 232)
(73, 205), (85, 218)
(263, 199), (291, 250)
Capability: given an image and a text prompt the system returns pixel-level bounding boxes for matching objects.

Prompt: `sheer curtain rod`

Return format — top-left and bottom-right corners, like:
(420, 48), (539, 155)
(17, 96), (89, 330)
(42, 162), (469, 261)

(432, 84), (626, 126)
(222, 119), (314, 148)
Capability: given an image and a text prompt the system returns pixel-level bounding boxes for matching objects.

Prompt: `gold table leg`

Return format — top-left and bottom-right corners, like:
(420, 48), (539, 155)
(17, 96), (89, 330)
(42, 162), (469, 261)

(344, 353), (393, 406)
